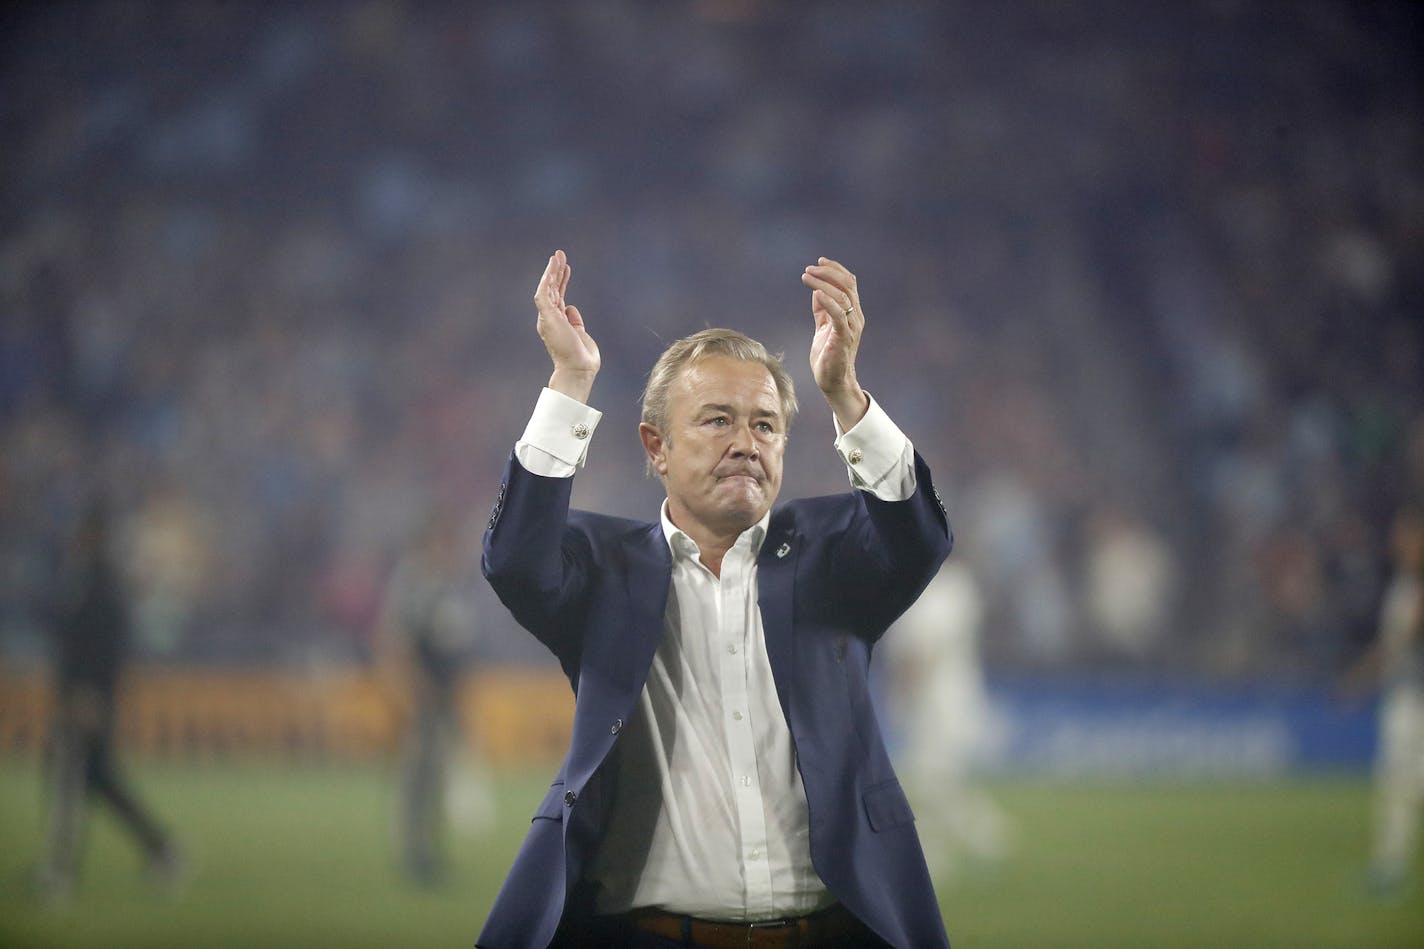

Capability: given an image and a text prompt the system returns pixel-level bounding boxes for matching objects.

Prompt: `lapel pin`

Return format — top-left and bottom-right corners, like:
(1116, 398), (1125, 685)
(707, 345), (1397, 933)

(776, 542), (791, 559)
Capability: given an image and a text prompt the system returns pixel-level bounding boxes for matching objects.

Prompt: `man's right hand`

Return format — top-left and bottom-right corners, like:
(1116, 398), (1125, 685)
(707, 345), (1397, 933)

(535, 249), (600, 403)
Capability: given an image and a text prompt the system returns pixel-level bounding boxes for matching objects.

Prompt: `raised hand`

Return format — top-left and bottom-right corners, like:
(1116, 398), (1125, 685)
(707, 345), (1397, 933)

(801, 256), (869, 428)
(535, 249), (600, 402)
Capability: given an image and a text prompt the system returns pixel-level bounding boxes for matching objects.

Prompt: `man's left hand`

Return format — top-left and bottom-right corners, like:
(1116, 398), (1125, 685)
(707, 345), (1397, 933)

(803, 257), (870, 428)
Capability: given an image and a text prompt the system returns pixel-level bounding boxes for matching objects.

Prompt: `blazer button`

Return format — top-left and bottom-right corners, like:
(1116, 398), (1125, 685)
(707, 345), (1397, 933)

(610, 718), (624, 735)
(564, 789), (577, 807)
(486, 482), (506, 530)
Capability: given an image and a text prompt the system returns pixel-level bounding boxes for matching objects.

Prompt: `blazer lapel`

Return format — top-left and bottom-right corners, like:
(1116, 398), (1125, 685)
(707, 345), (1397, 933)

(622, 523), (672, 675)
(757, 513), (799, 721)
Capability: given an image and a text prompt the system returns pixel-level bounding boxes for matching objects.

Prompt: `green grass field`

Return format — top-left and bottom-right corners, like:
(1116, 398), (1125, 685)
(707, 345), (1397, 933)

(1, 756), (1420, 948)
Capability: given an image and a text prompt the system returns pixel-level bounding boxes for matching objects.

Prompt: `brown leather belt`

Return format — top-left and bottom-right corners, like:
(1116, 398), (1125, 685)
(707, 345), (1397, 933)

(624, 902), (865, 948)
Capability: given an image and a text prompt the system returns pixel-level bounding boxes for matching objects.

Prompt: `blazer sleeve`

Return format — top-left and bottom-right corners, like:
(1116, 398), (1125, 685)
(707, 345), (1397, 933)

(481, 452), (594, 666)
(832, 450), (953, 638)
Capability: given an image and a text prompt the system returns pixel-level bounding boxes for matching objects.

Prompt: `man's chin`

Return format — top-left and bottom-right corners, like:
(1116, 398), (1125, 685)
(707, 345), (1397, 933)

(713, 484), (772, 523)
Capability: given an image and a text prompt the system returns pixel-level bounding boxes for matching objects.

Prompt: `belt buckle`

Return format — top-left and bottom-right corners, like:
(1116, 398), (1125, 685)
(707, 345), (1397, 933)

(745, 916), (795, 949)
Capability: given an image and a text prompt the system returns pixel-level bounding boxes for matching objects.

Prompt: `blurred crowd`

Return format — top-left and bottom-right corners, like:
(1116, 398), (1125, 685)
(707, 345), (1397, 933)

(1, 0), (1420, 683)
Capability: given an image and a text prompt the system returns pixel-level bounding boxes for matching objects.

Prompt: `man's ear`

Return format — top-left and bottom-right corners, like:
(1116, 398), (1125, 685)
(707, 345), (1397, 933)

(639, 422), (668, 476)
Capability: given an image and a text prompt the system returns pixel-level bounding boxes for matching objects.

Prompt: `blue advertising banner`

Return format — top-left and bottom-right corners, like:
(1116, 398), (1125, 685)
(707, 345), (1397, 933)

(983, 678), (1379, 777)
(878, 674), (1381, 779)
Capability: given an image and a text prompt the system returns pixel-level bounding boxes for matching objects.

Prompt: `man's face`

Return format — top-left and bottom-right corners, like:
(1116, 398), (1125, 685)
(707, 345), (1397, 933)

(640, 356), (786, 541)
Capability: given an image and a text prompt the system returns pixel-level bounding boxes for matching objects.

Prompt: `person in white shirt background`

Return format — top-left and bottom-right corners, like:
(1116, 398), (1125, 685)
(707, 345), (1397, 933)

(1343, 505), (1424, 895)
(881, 559), (1013, 883)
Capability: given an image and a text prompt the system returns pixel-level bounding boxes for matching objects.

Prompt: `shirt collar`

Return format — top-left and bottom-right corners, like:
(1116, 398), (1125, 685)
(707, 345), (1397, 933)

(659, 499), (770, 563)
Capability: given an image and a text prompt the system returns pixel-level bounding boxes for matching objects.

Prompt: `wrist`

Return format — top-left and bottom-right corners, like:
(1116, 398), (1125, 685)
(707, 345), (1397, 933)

(824, 383), (869, 429)
(549, 367), (597, 404)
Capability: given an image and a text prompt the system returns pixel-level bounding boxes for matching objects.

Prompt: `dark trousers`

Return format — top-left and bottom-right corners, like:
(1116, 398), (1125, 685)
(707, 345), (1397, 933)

(42, 712), (170, 881)
(399, 676), (457, 881)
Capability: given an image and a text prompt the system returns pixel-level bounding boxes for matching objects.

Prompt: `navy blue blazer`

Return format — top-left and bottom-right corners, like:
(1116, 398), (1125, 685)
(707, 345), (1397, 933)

(477, 450), (953, 949)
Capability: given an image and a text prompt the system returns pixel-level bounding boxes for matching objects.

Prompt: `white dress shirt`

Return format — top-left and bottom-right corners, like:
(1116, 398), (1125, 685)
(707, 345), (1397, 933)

(515, 386), (916, 921)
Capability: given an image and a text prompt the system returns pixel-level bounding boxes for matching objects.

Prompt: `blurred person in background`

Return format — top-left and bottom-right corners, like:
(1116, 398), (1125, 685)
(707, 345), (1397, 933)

(1343, 505), (1424, 895)
(478, 250), (952, 948)
(374, 513), (491, 886)
(881, 559), (1013, 883)
(34, 500), (182, 901)
(1083, 505), (1178, 665)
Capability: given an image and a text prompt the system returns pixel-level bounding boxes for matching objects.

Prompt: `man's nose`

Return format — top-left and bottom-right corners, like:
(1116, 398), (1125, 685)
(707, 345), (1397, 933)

(727, 421), (760, 458)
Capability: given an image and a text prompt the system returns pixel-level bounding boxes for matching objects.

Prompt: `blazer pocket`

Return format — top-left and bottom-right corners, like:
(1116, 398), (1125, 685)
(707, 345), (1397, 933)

(533, 781), (567, 823)
(862, 779), (915, 832)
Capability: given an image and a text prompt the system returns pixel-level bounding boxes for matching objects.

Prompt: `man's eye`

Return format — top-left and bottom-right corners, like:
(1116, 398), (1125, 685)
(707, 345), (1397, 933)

(707, 416), (728, 427)
(755, 422), (775, 433)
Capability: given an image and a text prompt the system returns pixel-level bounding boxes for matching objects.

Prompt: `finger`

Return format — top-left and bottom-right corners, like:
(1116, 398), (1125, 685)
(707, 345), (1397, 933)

(564, 304), (585, 330)
(538, 256), (569, 310)
(801, 264), (849, 291)
(802, 262), (858, 303)
(802, 272), (856, 312)
(815, 288), (849, 331)
(808, 256), (855, 285)
(554, 249), (571, 298)
(810, 292), (831, 334)
(807, 281), (857, 324)
(800, 270), (845, 293)
(536, 254), (560, 303)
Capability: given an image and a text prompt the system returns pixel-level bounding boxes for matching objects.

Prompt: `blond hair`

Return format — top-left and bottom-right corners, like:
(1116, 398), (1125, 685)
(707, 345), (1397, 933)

(640, 328), (798, 463)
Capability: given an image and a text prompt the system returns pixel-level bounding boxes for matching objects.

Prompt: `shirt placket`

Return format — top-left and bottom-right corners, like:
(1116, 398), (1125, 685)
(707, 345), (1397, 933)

(717, 545), (774, 917)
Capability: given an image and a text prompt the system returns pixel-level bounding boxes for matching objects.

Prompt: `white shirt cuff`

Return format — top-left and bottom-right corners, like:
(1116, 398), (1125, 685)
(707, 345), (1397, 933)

(833, 393), (916, 501)
(514, 387), (603, 478)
